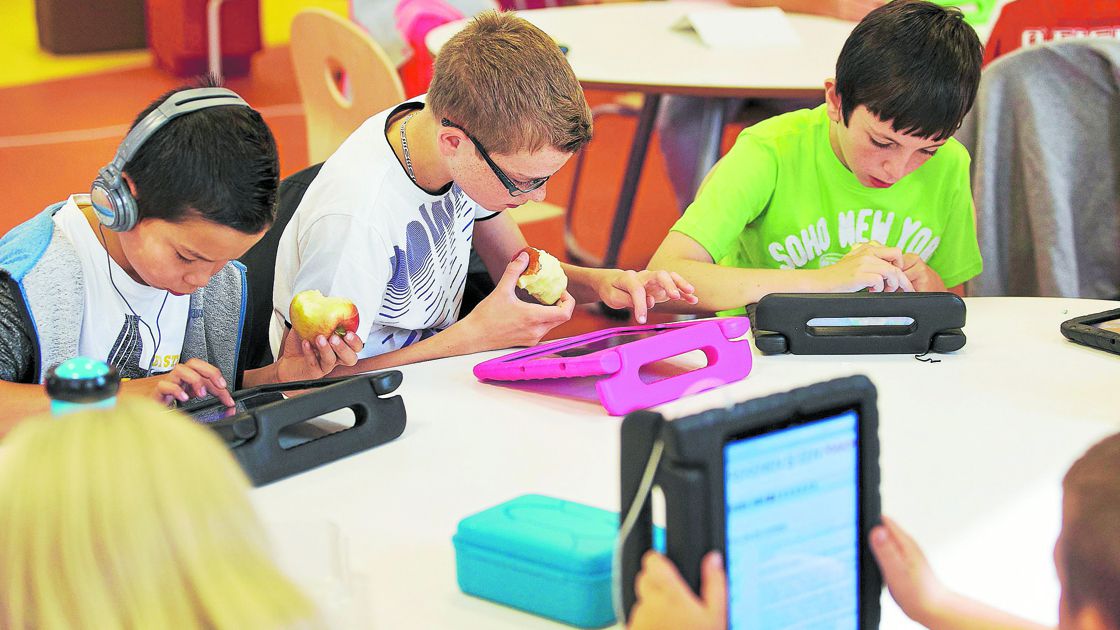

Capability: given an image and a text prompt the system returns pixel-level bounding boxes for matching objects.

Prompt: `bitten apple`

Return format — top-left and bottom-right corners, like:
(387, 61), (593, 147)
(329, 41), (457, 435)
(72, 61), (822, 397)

(515, 246), (568, 305)
(288, 290), (360, 341)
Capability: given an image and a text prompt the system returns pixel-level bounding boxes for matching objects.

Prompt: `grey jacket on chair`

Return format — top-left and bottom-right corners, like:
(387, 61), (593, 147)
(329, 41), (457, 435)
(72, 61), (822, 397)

(957, 40), (1120, 299)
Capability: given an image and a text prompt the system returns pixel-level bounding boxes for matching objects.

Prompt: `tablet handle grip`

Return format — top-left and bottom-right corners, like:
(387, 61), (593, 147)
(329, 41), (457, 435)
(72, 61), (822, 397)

(236, 372), (407, 486)
(600, 322), (752, 415)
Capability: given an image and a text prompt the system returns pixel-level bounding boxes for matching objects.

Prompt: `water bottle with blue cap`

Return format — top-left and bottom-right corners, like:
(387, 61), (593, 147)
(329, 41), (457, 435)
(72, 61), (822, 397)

(45, 358), (120, 416)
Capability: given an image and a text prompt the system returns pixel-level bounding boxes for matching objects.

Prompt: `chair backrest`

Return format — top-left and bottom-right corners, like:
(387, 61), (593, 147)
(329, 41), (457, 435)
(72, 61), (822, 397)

(238, 163), (325, 371)
(959, 40), (1120, 299)
(290, 8), (406, 165)
(394, 0), (465, 97)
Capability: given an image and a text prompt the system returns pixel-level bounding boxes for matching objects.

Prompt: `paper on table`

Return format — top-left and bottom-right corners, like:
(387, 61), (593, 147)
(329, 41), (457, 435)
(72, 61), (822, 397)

(673, 7), (801, 50)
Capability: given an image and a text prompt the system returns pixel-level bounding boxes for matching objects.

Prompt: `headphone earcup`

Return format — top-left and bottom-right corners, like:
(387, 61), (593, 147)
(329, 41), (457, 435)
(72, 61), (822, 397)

(91, 176), (138, 232)
(114, 184), (139, 232)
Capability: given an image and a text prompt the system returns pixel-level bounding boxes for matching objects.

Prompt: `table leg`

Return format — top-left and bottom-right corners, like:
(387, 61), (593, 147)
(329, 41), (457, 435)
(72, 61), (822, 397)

(602, 93), (662, 269)
(207, 0), (228, 82)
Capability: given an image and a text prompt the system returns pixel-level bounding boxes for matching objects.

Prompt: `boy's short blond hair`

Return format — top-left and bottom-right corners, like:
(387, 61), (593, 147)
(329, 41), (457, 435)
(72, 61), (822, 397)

(428, 10), (592, 155)
(1062, 432), (1120, 628)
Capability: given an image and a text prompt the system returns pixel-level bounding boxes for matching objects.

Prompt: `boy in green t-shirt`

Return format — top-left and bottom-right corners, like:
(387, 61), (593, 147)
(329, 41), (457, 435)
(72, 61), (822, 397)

(648, 0), (984, 315)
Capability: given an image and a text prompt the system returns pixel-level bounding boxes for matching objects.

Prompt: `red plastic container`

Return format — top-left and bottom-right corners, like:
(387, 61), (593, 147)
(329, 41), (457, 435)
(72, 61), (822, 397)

(146, 0), (262, 77)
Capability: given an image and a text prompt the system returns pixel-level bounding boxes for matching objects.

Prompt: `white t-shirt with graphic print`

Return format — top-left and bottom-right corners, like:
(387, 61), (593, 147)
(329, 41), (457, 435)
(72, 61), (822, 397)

(53, 196), (190, 379)
(271, 98), (497, 360)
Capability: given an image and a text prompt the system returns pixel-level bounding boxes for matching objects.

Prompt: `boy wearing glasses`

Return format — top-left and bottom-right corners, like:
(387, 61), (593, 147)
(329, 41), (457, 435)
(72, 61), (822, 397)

(272, 11), (696, 370)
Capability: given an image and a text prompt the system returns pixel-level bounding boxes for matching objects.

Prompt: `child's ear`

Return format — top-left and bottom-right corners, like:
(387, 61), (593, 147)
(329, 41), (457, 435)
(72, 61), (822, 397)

(824, 79), (842, 125)
(122, 172), (139, 199)
(436, 127), (464, 158)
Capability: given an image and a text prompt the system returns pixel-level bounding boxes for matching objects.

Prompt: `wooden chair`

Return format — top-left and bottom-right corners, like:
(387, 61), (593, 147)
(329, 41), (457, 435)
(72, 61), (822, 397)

(290, 8), (406, 164)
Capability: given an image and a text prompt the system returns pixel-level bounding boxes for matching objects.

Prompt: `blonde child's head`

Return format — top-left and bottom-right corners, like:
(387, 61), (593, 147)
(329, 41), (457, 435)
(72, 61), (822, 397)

(428, 10), (592, 156)
(1059, 432), (1120, 630)
(0, 398), (317, 630)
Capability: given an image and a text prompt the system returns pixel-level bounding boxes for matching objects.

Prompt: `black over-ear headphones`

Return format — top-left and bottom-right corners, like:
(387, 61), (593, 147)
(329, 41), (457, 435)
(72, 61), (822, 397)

(90, 87), (251, 232)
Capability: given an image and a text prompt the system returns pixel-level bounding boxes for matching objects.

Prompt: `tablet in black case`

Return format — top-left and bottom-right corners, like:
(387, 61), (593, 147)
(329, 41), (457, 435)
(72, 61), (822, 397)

(1061, 307), (1120, 357)
(620, 375), (881, 629)
(180, 372), (407, 486)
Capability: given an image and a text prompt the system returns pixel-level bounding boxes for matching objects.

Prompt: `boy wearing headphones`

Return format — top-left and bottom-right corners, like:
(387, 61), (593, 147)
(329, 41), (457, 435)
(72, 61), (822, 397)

(0, 81), (359, 431)
(271, 11), (697, 373)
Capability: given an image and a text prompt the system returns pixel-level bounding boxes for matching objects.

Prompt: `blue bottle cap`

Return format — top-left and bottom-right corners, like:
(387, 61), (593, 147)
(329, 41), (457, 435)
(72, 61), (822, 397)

(45, 358), (120, 404)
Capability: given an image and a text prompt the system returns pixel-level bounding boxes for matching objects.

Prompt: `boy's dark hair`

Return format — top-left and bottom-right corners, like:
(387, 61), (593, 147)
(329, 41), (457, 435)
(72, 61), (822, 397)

(122, 76), (279, 234)
(1062, 432), (1120, 628)
(835, 0), (982, 141)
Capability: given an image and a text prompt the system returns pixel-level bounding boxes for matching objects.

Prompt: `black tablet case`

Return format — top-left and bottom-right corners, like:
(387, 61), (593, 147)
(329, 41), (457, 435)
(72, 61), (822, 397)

(619, 375), (881, 628)
(186, 372), (407, 486)
(751, 292), (966, 355)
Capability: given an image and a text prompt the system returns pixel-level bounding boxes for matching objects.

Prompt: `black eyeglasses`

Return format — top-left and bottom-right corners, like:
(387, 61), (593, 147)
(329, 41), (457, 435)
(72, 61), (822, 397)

(441, 118), (549, 197)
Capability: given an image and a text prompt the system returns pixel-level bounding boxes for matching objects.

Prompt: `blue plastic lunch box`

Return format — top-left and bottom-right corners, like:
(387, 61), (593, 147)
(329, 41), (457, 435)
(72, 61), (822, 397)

(453, 494), (618, 628)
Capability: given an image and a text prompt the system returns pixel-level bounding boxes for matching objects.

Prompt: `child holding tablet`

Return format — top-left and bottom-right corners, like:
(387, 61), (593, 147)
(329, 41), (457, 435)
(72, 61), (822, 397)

(871, 433), (1120, 630)
(629, 432), (1120, 630)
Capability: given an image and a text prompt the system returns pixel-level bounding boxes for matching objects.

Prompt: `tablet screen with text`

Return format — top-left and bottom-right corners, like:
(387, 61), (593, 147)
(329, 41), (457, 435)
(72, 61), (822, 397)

(724, 410), (859, 630)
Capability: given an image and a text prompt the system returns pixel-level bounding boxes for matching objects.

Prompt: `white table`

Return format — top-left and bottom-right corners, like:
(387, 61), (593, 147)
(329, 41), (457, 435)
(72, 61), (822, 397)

(428, 2), (853, 97)
(253, 297), (1120, 629)
(429, 2), (855, 267)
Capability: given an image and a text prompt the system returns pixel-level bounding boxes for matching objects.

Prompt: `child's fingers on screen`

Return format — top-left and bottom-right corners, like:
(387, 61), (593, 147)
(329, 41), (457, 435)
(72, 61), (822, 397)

(199, 377), (234, 406)
(156, 379), (190, 403)
(183, 358), (228, 388)
(171, 363), (205, 391)
(647, 270), (682, 300)
(867, 245), (904, 267)
(669, 271), (694, 294)
(895, 268), (915, 292)
(864, 273), (886, 293)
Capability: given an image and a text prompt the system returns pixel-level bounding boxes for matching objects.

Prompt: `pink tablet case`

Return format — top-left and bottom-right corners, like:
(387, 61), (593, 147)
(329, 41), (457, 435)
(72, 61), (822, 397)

(473, 318), (753, 415)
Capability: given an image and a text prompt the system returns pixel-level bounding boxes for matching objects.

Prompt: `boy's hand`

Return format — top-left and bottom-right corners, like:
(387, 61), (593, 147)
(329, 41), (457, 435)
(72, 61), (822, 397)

(463, 251), (575, 349)
(869, 515), (950, 627)
(121, 358), (235, 407)
(901, 254), (948, 292)
(822, 241), (914, 293)
(630, 550), (726, 630)
(597, 269), (698, 324)
(276, 328), (364, 382)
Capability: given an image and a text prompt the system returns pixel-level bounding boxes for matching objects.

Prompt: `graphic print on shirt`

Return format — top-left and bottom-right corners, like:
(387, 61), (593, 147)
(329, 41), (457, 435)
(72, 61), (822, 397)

(378, 185), (477, 348)
(107, 314), (146, 379)
(1020, 25), (1120, 47)
(767, 210), (943, 269)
